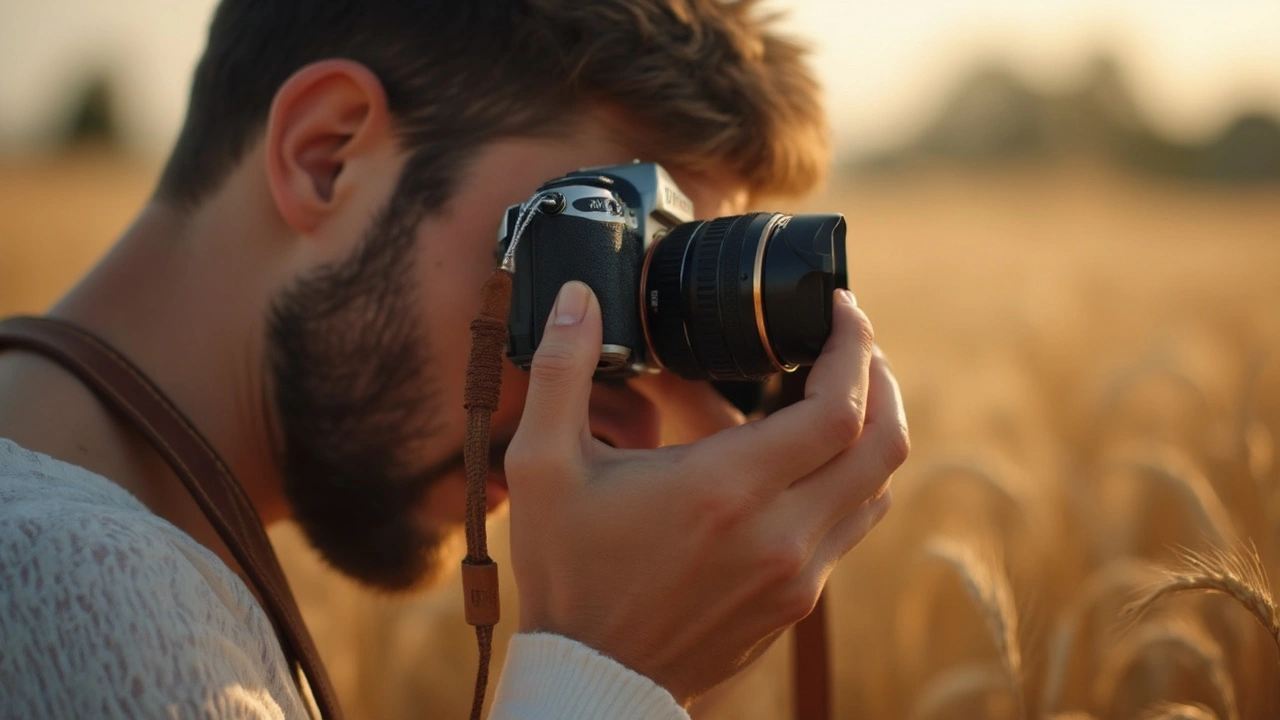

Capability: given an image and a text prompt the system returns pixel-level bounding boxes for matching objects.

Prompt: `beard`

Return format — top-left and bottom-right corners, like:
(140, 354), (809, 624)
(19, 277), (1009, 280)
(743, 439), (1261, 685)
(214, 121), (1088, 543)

(265, 183), (459, 592)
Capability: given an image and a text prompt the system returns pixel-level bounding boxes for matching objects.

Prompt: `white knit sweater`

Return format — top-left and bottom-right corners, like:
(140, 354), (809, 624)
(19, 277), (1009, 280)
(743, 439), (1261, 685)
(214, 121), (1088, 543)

(0, 438), (687, 719)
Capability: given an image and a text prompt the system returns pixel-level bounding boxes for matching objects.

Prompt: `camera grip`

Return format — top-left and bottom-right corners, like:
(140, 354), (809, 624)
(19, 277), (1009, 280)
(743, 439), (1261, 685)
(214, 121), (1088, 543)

(510, 214), (643, 371)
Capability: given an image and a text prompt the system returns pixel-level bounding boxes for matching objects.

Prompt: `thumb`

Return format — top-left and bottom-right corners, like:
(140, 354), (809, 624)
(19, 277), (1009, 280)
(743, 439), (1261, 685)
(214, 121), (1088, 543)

(516, 281), (601, 452)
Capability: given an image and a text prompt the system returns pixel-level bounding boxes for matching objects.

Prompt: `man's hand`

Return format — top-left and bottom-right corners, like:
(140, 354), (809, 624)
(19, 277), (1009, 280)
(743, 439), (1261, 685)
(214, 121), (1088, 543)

(504, 281), (908, 706)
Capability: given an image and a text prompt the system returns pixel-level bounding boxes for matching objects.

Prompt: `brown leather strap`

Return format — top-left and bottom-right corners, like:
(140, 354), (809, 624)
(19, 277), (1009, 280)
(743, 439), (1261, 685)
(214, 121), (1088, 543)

(459, 268), (512, 720)
(778, 367), (832, 720)
(0, 316), (343, 720)
(793, 594), (831, 719)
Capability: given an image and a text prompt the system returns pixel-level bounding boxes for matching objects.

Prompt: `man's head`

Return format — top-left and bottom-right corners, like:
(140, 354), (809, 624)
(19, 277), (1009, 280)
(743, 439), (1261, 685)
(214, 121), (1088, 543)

(158, 0), (829, 590)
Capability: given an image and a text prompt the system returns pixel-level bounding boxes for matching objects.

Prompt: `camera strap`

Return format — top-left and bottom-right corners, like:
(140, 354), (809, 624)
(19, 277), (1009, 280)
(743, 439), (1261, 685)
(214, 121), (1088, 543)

(0, 316), (344, 720)
(794, 599), (832, 719)
(779, 368), (833, 720)
(460, 269), (512, 720)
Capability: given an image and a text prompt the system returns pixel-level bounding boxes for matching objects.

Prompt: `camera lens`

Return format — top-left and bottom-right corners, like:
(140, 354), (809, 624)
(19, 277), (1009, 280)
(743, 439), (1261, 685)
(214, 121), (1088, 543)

(641, 212), (848, 381)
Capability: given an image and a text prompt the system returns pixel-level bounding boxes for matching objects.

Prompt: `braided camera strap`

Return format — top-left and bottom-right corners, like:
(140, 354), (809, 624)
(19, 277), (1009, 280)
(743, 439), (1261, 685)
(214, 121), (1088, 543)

(459, 269), (831, 720)
(460, 269), (512, 720)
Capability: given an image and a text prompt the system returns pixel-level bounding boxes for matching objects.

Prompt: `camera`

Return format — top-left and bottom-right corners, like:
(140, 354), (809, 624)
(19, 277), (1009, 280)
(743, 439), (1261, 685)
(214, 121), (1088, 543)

(497, 162), (848, 383)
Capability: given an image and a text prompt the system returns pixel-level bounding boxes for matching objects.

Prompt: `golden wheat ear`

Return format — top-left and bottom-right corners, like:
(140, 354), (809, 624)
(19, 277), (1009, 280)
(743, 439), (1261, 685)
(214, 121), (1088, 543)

(1119, 543), (1280, 662)
(925, 537), (1025, 720)
(1139, 702), (1220, 720)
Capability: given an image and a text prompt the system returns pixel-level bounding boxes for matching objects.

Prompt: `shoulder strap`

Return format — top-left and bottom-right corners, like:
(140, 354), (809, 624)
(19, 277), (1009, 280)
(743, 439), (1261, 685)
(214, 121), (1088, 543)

(778, 368), (832, 720)
(0, 316), (343, 720)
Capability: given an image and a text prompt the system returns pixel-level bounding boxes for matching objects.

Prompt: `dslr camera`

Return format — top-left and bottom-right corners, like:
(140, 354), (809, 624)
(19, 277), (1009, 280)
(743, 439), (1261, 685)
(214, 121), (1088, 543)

(498, 162), (848, 383)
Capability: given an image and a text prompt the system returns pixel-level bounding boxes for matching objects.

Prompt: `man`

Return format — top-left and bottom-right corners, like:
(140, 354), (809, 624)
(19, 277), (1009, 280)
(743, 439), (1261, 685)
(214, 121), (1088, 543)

(0, 1), (908, 718)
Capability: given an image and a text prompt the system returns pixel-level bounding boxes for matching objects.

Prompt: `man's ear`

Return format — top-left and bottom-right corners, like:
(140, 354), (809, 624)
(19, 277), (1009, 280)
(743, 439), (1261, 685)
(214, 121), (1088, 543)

(264, 60), (392, 233)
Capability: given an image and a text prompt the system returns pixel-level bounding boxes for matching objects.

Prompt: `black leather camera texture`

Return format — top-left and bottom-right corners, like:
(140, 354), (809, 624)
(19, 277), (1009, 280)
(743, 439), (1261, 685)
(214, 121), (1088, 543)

(523, 213), (645, 364)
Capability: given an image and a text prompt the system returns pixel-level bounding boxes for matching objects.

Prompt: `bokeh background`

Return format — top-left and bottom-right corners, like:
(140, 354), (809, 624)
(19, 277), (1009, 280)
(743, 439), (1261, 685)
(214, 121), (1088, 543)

(3, 2), (1279, 719)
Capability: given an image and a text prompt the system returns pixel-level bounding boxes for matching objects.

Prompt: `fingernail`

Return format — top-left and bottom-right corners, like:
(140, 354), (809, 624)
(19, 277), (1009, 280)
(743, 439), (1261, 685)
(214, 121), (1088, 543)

(837, 288), (857, 307)
(553, 282), (590, 325)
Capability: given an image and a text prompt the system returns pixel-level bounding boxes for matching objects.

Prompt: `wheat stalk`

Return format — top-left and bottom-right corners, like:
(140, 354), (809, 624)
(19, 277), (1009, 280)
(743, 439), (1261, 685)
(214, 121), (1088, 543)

(1096, 617), (1238, 720)
(1041, 558), (1161, 716)
(1237, 347), (1275, 493)
(1117, 443), (1238, 545)
(926, 537), (1024, 720)
(904, 457), (1025, 512)
(1120, 544), (1280, 664)
(1140, 702), (1219, 720)
(906, 662), (1007, 720)
(1095, 360), (1215, 436)
(1242, 420), (1274, 496)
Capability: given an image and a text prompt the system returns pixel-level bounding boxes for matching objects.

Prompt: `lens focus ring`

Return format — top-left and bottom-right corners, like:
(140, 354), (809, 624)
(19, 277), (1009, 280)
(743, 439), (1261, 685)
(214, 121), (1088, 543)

(688, 217), (738, 379)
(643, 213), (785, 381)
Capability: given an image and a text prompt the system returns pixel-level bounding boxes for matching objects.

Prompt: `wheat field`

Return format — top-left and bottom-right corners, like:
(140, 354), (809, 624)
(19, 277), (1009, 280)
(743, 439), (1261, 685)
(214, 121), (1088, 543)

(2, 152), (1279, 719)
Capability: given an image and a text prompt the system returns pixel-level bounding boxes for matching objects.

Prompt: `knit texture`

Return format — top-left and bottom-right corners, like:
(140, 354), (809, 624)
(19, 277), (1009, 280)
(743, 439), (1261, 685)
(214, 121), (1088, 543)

(0, 438), (304, 719)
(492, 634), (690, 720)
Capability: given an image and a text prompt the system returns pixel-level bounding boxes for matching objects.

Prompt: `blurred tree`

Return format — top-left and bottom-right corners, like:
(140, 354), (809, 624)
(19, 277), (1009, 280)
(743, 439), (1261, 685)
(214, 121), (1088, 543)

(844, 52), (1280, 185)
(917, 63), (1045, 161)
(1055, 54), (1142, 155)
(1206, 113), (1280, 183)
(58, 71), (120, 148)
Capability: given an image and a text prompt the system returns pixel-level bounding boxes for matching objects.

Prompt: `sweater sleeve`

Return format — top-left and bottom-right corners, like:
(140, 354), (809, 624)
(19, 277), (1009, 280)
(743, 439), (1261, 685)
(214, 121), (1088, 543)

(488, 633), (690, 720)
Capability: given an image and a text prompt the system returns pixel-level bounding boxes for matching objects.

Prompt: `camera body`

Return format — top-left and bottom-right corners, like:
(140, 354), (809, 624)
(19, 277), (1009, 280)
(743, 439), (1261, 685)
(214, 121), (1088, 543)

(499, 162), (693, 374)
(498, 161), (848, 384)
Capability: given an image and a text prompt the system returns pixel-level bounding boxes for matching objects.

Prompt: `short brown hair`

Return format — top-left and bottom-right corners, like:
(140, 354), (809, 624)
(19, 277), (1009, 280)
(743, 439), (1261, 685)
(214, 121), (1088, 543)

(157, 0), (828, 209)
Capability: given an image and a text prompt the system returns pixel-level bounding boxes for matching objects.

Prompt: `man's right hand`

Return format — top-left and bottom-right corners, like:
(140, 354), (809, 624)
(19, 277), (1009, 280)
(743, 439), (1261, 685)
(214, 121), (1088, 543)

(504, 280), (908, 706)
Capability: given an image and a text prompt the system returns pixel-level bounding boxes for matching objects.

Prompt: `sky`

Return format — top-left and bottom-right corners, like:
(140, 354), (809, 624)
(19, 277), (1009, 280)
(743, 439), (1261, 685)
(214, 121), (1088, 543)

(1, 0), (1278, 158)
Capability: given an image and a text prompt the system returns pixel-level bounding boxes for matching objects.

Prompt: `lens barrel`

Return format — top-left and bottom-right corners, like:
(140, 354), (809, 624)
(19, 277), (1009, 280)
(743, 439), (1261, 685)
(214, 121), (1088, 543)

(641, 212), (848, 381)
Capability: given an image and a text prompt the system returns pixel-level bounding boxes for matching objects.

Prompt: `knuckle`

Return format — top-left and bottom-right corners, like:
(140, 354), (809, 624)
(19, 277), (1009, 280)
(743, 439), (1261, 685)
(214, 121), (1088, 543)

(530, 342), (580, 379)
(775, 574), (822, 624)
(758, 537), (809, 588)
(528, 346), (585, 398)
(849, 306), (876, 351)
(878, 422), (912, 472)
(821, 399), (865, 449)
(854, 489), (893, 538)
(874, 487), (894, 517)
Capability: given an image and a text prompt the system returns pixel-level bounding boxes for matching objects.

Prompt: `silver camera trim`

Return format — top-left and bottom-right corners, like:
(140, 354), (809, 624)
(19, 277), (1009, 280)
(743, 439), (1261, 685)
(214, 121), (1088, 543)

(556, 185), (635, 228)
(497, 161), (696, 259)
(584, 161), (695, 234)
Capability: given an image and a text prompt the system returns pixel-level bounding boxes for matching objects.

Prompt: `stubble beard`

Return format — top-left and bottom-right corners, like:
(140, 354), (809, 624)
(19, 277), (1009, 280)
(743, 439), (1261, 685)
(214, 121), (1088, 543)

(264, 184), (459, 592)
